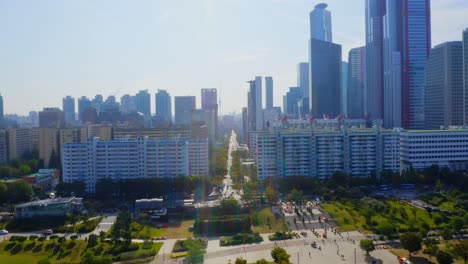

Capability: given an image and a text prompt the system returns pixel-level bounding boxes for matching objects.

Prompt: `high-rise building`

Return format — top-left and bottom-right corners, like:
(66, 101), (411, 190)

(0, 94), (4, 123)
(310, 3), (332, 42)
(297, 63), (309, 100)
(201, 88), (218, 142)
(265, 77), (273, 109)
(341, 62), (348, 116)
(463, 29), (468, 125)
(0, 129), (7, 164)
(365, 0), (385, 120)
(309, 4), (342, 118)
(283, 87), (302, 118)
(425, 42), (464, 129)
(155, 90), (172, 124)
(247, 77), (263, 146)
(120, 94), (136, 114)
(32, 128), (59, 167)
(174, 96), (196, 125)
(77, 96), (91, 122)
(347, 47), (366, 119)
(383, 0), (431, 129)
(39, 108), (65, 128)
(135, 90), (151, 118)
(7, 128), (32, 161)
(62, 96), (75, 124)
(309, 39), (342, 117)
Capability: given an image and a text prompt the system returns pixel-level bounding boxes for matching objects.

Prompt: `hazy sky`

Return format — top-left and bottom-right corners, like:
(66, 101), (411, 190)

(1, 0), (467, 116)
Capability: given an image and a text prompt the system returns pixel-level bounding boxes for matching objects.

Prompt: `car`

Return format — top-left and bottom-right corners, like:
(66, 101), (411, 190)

(151, 236), (167, 241)
(43, 229), (53, 236)
(0, 230), (8, 235)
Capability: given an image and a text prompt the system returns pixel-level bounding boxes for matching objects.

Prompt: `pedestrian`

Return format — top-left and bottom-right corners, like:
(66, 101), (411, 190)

(309, 252), (311, 257)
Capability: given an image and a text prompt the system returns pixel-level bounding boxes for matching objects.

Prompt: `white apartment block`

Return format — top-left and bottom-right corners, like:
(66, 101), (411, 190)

(400, 130), (468, 171)
(62, 136), (208, 193)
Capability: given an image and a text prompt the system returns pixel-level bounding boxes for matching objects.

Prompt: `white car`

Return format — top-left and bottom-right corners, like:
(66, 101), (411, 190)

(0, 230), (8, 235)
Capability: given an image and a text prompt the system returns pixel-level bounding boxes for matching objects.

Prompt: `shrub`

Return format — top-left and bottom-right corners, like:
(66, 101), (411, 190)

(194, 216), (251, 236)
(268, 231), (293, 241)
(38, 236), (46, 242)
(29, 235), (38, 241)
(220, 233), (263, 246)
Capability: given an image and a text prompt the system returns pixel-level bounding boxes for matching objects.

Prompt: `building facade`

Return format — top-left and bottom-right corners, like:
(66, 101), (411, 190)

(265, 77), (273, 110)
(310, 3), (332, 42)
(174, 96), (196, 125)
(155, 89), (172, 124)
(297, 62), (309, 101)
(425, 42), (464, 129)
(347, 47), (366, 119)
(135, 90), (151, 118)
(7, 128), (32, 161)
(463, 29), (468, 125)
(383, 0), (431, 129)
(365, 0), (385, 121)
(62, 96), (75, 124)
(39, 108), (65, 129)
(247, 77), (263, 146)
(62, 137), (208, 193)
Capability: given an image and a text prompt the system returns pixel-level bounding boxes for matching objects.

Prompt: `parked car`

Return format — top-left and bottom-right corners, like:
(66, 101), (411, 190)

(151, 236), (167, 241)
(43, 229), (53, 236)
(0, 230), (8, 235)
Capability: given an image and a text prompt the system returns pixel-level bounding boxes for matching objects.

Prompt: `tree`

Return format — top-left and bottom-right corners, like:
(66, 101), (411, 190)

(185, 240), (205, 264)
(255, 259), (269, 264)
(220, 198), (239, 215)
(265, 186), (278, 205)
(423, 244), (438, 262)
(87, 234), (99, 248)
(400, 233), (422, 256)
(436, 250), (453, 264)
(271, 247), (290, 264)
(451, 217), (464, 236)
(37, 258), (52, 264)
(8, 180), (34, 203)
(0, 181), (8, 204)
(18, 164), (31, 176)
(235, 258), (247, 264)
(359, 239), (375, 256)
(80, 251), (95, 264)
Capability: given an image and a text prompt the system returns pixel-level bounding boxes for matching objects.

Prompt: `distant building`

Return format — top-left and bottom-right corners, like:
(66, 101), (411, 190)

(32, 128), (59, 167)
(283, 87), (302, 118)
(7, 128), (32, 161)
(77, 96), (92, 123)
(135, 90), (151, 118)
(247, 77), (263, 146)
(347, 47), (366, 119)
(39, 108), (65, 128)
(463, 29), (468, 125)
(425, 42), (464, 129)
(310, 3), (332, 42)
(265, 77), (273, 110)
(15, 197), (83, 219)
(174, 96), (196, 125)
(0, 129), (7, 164)
(201, 88), (218, 143)
(297, 62), (309, 100)
(0, 94), (4, 123)
(155, 90), (172, 124)
(62, 96), (75, 124)
(341, 61), (348, 116)
(22, 169), (60, 191)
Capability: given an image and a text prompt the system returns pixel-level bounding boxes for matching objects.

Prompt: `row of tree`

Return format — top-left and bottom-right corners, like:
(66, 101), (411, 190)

(0, 180), (35, 204)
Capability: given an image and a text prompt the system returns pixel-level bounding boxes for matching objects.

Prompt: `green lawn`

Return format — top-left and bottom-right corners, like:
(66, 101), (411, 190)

(0, 239), (87, 264)
(130, 219), (195, 239)
(251, 208), (287, 234)
(321, 198), (450, 233)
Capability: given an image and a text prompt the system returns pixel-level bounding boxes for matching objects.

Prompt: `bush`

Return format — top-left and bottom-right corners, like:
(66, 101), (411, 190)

(38, 236), (46, 242)
(29, 235), (38, 241)
(220, 233), (263, 246)
(194, 216), (251, 236)
(172, 238), (208, 253)
(268, 231), (293, 241)
(9, 236), (27, 243)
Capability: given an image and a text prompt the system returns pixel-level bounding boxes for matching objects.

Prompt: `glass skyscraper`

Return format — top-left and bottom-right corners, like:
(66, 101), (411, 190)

(365, 0), (385, 120)
(347, 47), (366, 119)
(310, 3), (332, 42)
(463, 29), (468, 125)
(265, 77), (273, 110)
(383, 0), (431, 129)
(155, 90), (172, 124)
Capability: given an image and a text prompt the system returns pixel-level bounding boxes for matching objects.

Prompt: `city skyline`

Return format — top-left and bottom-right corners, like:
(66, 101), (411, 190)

(1, 0), (467, 116)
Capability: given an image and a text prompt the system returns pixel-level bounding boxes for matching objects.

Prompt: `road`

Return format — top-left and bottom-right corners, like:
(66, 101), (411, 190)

(222, 130), (242, 202)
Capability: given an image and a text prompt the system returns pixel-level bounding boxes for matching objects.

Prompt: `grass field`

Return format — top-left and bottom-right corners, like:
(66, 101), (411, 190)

(321, 198), (447, 233)
(251, 208), (287, 234)
(130, 219), (195, 239)
(0, 239), (163, 264)
(0, 239), (87, 264)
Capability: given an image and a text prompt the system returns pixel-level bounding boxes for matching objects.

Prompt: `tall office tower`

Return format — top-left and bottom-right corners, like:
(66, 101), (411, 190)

(7, 128), (32, 161)
(247, 77), (263, 146)
(91, 95), (103, 112)
(425, 42), (464, 129)
(242, 107), (248, 143)
(383, 0), (431, 129)
(342, 62), (348, 116)
(155, 90), (172, 123)
(309, 4), (342, 117)
(265, 77), (273, 109)
(464, 29), (468, 125)
(0, 129), (6, 164)
(283, 87), (302, 118)
(62, 96), (75, 124)
(39, 108), (65, 128)
(135, 90), (151, 117)
(78, 96), (91, 122)
(0, 94), (3, 123)
(174, 96), (196, 125)
(365, 0), (385, 121)
(201, 88), (218, 141)
(120, 94), (136, 114)
(347, 47), (366, 119)
(297, 63), (309, 100)
(310, 3), (332, 42)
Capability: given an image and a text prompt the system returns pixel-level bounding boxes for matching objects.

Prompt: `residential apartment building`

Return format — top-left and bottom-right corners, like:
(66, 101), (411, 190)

(7, 128), (32, 161)
(62, 136), (209, 193)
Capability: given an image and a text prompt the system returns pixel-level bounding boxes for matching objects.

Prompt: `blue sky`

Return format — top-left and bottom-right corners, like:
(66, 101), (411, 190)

(1, 0), (467, 115)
